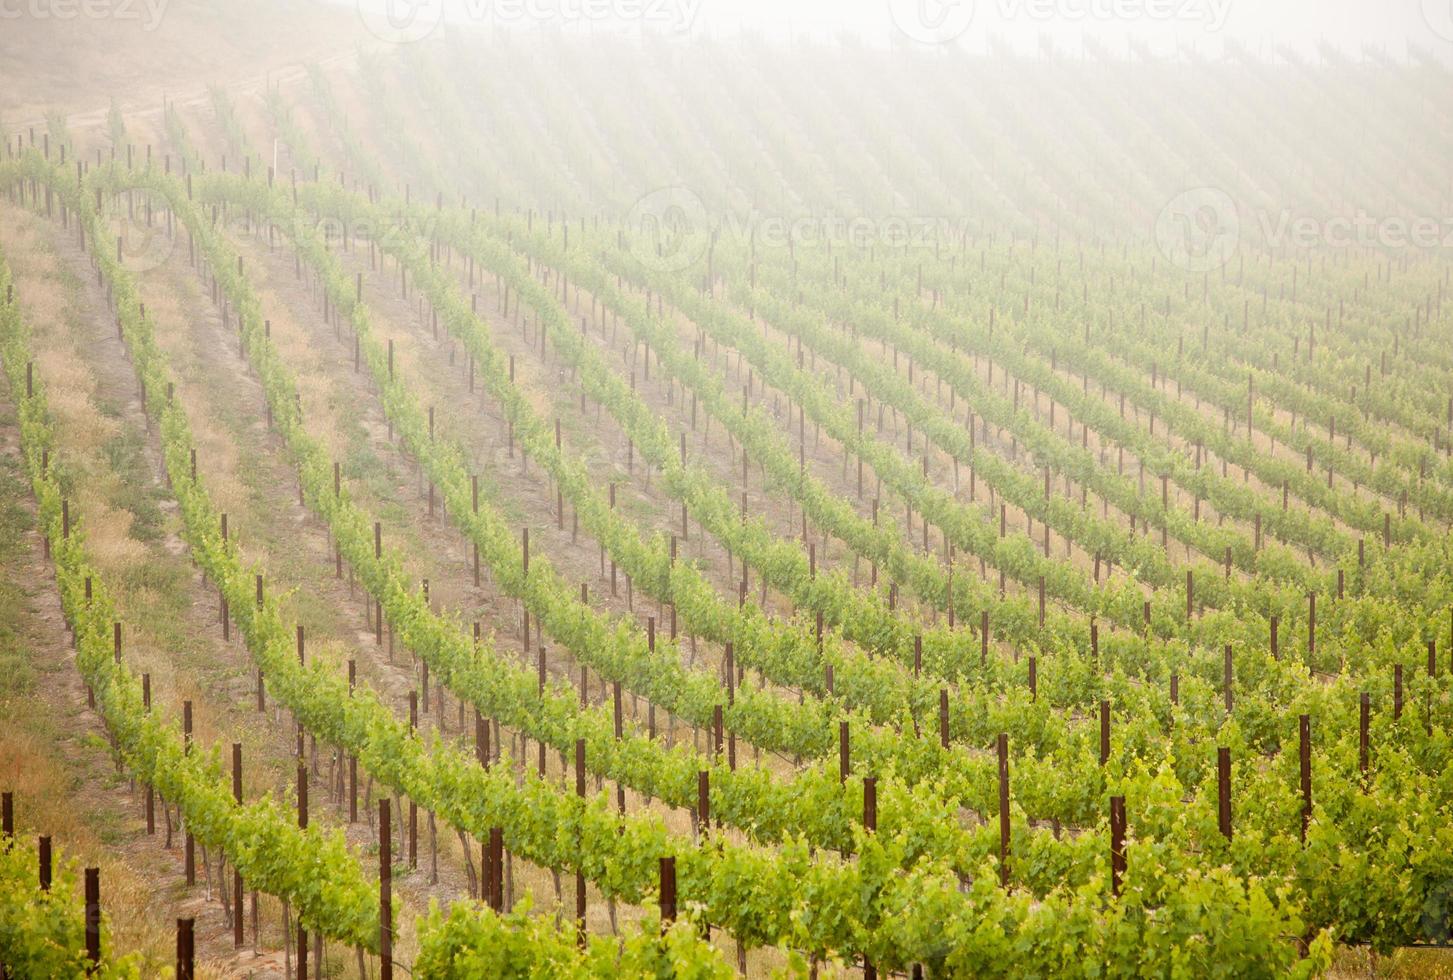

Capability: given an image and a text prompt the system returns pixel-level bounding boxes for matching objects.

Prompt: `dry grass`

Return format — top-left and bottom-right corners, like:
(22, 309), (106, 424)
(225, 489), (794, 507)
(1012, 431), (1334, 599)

(76, 490), (151, 569)
(1331, 947), (1453, 979)
(253, 280), (351, 462)
(143, 256), (251, 519)
(38, 346), (125, 452)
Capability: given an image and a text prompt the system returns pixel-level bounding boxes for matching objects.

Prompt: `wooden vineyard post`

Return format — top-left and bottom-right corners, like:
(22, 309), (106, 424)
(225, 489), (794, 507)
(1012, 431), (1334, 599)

(488, 828), (504, 912)
(1099, 701), (1110, 765)
(2, 790), (12, 845)
(1109, 797), (1126, 898)
(725, 642), (735, 705)
(997, 733), (1010, 887)
(698, 770), (710, 836)
(482, 823), (495, 915)
(575, 738), (587, 947)
(1217, 747), (1232, 840)
(232, 743), (243, 947)
(39, 836), (51, 889)
(1394, 664), (1403, 720)
(176, 918), (195, 980)
(85, 867), (100, 967)
(183, 701), (194, 883)
(863, 776), (877, 833)
(1270, 615), (1279, 660)
(659, 856), (676, 929)
(349, 662), (358, 822)
(380, 799), (392, 980)
(143, 674), (154, 834)
(408, 693), (419, 868)
(1299, 714), (1311, 843)
(939, 689), (950, 748)
(1307, 593), (1316, 659)
(839, 721), (850, 782)
(298, 760), (309, 980)
(613, 681), (625, 812)
(981, 610), (989, 664)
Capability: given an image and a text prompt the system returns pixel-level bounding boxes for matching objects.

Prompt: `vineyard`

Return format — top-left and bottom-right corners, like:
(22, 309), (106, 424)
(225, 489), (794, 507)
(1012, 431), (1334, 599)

(2, 5), (1453, 977)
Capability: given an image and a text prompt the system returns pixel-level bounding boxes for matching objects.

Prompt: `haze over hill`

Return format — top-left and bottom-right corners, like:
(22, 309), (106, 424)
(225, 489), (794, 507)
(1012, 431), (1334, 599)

(0, 0), (374, 124)
(2, 2), (1453, 977)
(342, 0), (1452, 57)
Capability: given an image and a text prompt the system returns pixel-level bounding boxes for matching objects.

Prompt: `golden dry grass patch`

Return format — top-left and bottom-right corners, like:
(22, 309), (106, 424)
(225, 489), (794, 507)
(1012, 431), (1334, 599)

(193, 958), (251, 979)
(249, 282), (351, 460)
(1330, 946), (1453, 978)
(0, 213), (146, 563)
(0, 728), (93, 845)
(0, 211), (53, 267)
(171, 675), (225, 747)
(141, 267), (253, 517)
(177, 380), (248, 517)
(77, 489), (150, 570)
(35, 349), (125, 456)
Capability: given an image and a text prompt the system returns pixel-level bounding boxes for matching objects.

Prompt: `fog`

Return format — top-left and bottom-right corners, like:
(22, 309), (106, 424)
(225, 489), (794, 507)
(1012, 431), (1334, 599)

(346, 0), (1450, 56)
(3, 1), (1450, 270)
(2, 0), (1453, 975)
